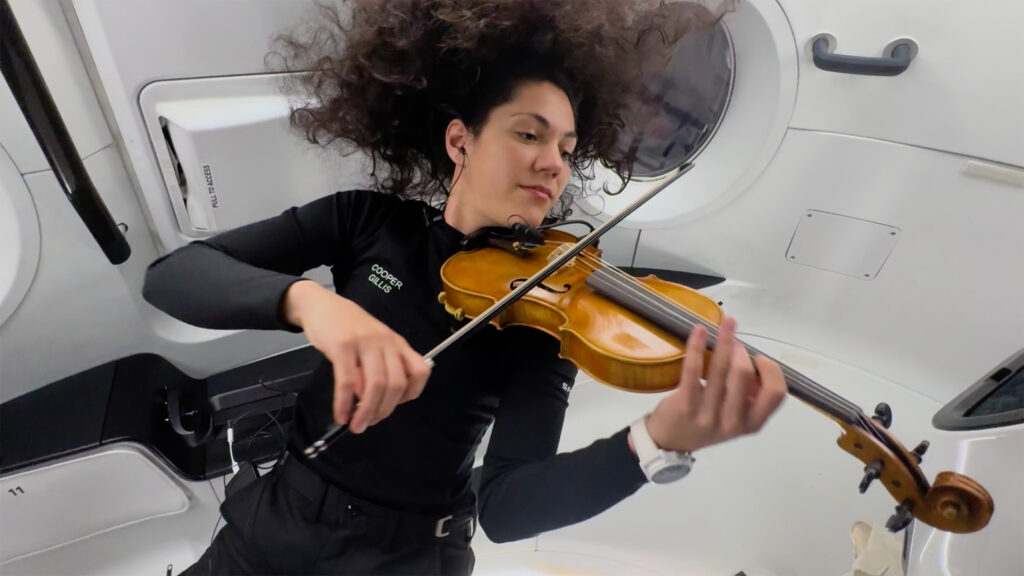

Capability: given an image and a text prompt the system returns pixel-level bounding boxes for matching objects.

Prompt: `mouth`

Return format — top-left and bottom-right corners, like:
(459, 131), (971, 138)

(520, 185), (553, 201)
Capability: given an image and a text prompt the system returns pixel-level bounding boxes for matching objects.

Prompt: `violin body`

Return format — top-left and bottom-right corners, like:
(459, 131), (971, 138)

(439, 229), (722, 393)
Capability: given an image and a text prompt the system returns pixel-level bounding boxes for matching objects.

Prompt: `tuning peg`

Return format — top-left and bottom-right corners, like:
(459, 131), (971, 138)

(911, 440), (930, 463)
(859, 459), (884, 493)
(872, 402), (893, 429)
(886, 501), (915, 532)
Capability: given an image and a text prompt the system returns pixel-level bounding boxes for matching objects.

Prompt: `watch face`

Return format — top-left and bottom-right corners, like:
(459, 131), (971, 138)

(652, 464), (690, 484)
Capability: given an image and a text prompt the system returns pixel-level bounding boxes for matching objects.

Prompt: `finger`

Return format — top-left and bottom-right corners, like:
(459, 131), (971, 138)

(331, 346), (359, 426)
(373, 347), (407, 425)
(700, 317), (735, 414)
(745, 355), (787, 432)
(745, 372), (762, 403)
(677, 324), (707, 412)
(350, 347), (385, 433)
(399, 347), (431, 403)
(721, 339), (756, 435)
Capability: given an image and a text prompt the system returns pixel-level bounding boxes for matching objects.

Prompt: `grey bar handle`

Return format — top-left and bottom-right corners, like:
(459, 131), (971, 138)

(812, 35), (917, 77)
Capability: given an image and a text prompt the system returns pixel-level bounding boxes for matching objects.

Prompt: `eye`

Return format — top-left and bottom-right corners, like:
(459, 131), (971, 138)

(561, 150), (573, 161)
(516, 131), (538, 142)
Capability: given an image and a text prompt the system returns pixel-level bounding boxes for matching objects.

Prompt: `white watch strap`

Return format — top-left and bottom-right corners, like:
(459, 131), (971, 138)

(630, 415), (662, 467)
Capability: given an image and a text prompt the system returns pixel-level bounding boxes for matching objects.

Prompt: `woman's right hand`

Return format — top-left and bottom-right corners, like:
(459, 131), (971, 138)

(283, 280), (432, 433)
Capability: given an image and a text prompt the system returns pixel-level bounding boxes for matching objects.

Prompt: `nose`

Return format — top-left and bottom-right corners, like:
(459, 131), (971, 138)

(534, 142), (564, 177)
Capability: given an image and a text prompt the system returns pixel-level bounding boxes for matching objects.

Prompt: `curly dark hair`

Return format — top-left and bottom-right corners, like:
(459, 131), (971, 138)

(268, 0), (725, 212)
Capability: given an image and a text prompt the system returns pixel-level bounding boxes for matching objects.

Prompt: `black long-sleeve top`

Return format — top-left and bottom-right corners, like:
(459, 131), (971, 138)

(143, 189), (647, 543)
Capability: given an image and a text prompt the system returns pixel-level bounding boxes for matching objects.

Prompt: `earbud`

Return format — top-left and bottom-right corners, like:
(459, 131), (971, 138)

(458, 146), (466, 155)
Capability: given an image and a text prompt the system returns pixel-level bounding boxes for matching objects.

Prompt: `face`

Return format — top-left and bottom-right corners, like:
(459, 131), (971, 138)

(445, 81), (577, 231)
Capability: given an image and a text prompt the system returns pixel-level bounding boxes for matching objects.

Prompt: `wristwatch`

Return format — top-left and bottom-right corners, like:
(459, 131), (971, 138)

(630, 415), (695, 484)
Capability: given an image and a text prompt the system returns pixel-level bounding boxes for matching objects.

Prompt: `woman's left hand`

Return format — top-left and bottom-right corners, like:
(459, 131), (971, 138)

(642, 316), (787, 454)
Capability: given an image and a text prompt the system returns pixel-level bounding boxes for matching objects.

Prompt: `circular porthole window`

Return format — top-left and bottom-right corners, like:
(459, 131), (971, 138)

(575, 0), (797, 229)
(627, 21), (734, 179)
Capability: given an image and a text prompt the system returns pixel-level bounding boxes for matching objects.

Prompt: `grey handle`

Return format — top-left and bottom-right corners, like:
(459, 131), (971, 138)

(812, 35), (917, 77)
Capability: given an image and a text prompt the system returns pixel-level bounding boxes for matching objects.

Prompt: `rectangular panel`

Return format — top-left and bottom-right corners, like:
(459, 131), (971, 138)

(69, 0), (353, 251)
(139, 75), (373, 238)
(0, 446), (189, 564)
(785, 210), (899, 280)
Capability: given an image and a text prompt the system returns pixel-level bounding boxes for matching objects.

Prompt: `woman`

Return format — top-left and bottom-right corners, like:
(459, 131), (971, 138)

(144, 1), (785, 574)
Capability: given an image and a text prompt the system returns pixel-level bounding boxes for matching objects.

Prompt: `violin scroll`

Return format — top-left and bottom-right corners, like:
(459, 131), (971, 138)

(925, 472), (993, 530)
(836, 418), (994, 533)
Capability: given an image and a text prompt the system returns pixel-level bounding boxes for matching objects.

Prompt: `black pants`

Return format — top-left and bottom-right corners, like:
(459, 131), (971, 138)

(181, 456), (476, 575)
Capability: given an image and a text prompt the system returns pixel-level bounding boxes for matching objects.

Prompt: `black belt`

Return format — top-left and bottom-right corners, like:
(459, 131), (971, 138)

(276, 454), (476, 542)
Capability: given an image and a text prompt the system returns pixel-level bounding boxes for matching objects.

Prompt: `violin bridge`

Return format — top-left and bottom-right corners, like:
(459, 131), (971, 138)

(547, 244), (575, 267)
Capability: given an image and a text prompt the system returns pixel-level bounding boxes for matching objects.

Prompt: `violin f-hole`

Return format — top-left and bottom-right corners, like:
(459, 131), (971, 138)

(510, 278), (571, 294)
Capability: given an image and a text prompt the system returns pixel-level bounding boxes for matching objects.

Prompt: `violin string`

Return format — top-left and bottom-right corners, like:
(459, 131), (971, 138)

(578, 251), (868, 422)
(573, 250), (863, 419)
(569, 251), (860, 419)
(542, 241), (863, 419)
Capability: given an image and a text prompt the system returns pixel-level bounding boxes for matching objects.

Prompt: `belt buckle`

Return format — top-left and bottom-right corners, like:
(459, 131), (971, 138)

(435, 515), (453, 538)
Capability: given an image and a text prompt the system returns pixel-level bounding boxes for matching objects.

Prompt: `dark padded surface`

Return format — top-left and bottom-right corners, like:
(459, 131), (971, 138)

(621, 267), (725, 291)
(0, 348), (315, 479)
(0, 362), (114, 473)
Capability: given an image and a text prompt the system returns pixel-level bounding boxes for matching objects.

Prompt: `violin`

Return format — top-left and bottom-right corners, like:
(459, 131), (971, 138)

(438, 227), (994, 534)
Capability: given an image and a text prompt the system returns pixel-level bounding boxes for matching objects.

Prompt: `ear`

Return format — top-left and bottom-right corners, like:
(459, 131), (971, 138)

(444, 119), (471, 164)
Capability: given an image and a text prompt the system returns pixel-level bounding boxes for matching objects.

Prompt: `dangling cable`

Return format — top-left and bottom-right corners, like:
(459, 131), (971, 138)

(227, 424), (239, 475)
(536, 219), (596, 234)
